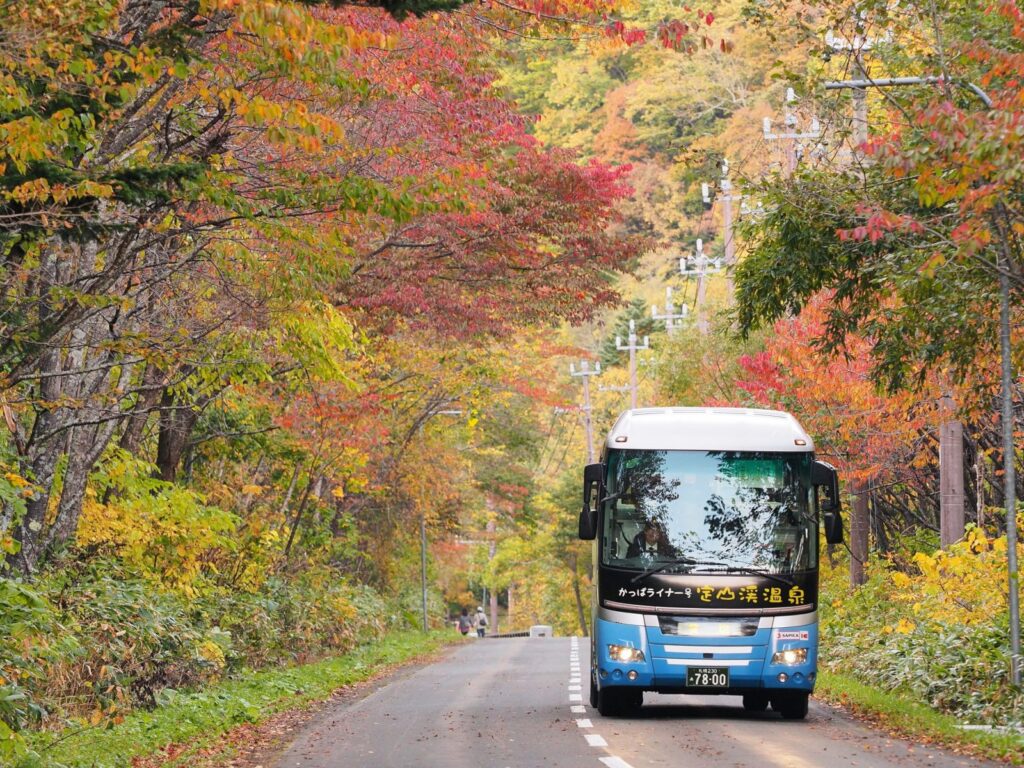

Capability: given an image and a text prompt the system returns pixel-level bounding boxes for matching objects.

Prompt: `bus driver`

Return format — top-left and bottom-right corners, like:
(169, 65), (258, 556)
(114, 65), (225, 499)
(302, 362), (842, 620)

(626, 520), (676, 559)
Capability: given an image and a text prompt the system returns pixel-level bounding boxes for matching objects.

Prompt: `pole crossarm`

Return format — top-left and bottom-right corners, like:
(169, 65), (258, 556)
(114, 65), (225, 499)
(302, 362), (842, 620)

(651, 286), (690, 334)
(764, 87), (821, 142)
(679, 239), (722, 278)
(824, 76), (994, 108)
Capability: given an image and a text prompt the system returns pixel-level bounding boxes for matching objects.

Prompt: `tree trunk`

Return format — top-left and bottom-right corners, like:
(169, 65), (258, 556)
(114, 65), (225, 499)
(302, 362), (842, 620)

(44, 413), (121, 554)
(569, 551), (588, 636)
(10, 249), (65, 573)
(118, 362), (165, 455)
(156, 389), (200, 482)
(284, 474), (321, 560)
(850, 479), (870, 587)
(9, 244), (130, 571)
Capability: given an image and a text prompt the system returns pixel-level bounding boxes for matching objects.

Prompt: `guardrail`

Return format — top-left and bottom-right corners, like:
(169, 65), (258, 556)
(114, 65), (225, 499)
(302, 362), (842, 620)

(486, 625), (555, 638)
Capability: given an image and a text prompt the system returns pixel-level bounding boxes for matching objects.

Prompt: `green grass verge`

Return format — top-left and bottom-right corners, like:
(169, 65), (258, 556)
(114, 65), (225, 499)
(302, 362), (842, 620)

(816, 669), (1024, 765)
(21, 630), (455, 768)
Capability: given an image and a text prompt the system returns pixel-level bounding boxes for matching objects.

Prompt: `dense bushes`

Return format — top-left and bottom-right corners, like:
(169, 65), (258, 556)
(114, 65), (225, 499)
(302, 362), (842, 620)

(820, 526), (1024, 726)
(0, 557), (396, 739)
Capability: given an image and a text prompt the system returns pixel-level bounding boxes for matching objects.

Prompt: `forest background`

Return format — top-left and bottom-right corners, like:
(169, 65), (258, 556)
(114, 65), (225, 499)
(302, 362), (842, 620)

(1, 0), (1023, 765)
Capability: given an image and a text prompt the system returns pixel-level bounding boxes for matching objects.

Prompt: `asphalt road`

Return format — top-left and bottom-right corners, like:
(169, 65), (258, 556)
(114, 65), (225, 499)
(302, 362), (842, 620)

(272, 636), (1008, 768)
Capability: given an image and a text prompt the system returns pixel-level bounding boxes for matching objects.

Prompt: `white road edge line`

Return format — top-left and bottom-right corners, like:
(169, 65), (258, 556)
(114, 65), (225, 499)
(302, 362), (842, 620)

(584, 734), (607, 747)
(599, 757), (635, 768)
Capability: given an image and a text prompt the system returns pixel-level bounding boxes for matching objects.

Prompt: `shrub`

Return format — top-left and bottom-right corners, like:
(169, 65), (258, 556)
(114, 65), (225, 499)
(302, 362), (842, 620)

(820, 526), (1024, 726)
(1, 555), (400, 735)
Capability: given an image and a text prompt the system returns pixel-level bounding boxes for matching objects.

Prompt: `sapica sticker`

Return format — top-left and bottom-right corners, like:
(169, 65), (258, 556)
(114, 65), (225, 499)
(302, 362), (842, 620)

(775, 630), (809, 641)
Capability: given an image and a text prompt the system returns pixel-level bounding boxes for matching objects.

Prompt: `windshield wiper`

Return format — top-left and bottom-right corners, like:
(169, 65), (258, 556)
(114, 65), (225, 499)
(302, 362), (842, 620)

(691, 564), (796, 588)
(630, 555), (704, 583)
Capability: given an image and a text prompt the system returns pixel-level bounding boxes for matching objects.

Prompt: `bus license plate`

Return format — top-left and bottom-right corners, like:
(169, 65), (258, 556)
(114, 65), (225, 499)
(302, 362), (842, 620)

(687, 666), (729, 688)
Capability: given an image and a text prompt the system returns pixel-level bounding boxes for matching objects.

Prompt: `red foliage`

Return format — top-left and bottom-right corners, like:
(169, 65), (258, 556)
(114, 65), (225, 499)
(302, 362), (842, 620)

(317, 12), (644, 339)
(735, 351), (785, 402)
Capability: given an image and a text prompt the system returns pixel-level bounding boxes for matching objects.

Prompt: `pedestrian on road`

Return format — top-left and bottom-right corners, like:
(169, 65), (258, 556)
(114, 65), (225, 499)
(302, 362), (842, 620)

(457, 608), (472, 636)
(474, 605), (488, 638)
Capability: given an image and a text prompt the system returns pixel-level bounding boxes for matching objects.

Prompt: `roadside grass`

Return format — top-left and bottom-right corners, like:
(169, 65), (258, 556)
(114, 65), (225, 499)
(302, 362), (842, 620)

(21, 630), (457, 768)
(816, 669), (1024, 766)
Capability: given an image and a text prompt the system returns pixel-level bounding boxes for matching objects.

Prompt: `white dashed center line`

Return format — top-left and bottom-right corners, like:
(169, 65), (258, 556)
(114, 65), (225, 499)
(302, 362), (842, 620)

(567, 636), (633, 768)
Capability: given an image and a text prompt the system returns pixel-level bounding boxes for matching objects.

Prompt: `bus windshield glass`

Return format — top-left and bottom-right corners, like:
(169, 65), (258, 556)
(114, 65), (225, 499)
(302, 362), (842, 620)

(601, 449), (817, 574)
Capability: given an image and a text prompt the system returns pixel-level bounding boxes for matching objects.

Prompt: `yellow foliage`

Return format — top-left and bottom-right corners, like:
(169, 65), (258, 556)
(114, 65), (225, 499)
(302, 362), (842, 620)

(890, 571), (911, 588)
(896, 526), (1019, 627)
(3, 472), (29, 489)
(77, 486), (236, 596)
(197, 639), (227, 672)
(894, 617), (916, 634)
(912, 551), (937, 578)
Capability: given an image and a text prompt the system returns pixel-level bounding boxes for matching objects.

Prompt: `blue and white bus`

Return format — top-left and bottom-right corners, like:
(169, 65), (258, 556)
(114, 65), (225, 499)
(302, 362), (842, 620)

(579, 408), (843, 720)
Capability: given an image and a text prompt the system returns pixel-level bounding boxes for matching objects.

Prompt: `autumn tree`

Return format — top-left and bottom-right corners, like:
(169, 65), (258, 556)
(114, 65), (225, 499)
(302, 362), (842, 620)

(0, 0), (649, 576)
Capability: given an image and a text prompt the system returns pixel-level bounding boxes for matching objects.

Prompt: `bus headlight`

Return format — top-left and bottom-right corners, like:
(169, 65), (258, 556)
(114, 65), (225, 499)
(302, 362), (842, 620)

(771, 647), (808, 665)
(607, 644), (645, 663)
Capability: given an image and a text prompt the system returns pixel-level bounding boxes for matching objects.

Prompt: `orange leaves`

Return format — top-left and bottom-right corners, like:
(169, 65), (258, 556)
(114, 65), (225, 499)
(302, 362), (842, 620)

(738, 295), (942, 482)
(3, 177), (115, 207)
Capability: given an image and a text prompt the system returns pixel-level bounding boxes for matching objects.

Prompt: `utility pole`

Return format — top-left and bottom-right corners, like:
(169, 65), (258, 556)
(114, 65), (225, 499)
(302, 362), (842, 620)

(417, 407), (461, 634)
(824, 74), (1020, 686)
(569, 360), (601, 463)
(486, 515), (498, 632)
(615, 319), (649, 410)
(939, 393), (965, 548)
(763, 87), (821, 173)
(679, 239), (721, 334)
(702, 160), (743, 294)
(651, 286), (690, 336)
(826, 18), (877, 152)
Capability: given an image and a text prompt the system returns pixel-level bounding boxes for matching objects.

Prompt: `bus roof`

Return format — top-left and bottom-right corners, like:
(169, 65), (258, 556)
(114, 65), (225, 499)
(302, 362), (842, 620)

(605, 407), (815, 453)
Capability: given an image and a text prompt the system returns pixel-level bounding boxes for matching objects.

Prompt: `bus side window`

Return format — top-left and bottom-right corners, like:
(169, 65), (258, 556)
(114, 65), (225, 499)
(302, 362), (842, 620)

(620, 519), (641, 556)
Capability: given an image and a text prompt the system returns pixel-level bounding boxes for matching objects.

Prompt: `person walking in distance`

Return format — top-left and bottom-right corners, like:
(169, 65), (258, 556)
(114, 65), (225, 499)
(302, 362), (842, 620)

(474, 605), (488, 638)
(457, 608), (472, 636)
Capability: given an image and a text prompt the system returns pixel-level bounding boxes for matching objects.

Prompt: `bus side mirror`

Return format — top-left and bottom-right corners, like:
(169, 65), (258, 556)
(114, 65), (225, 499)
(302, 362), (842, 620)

(812, 460), (843, 544)
(822, 510), (843, 544)
(579, 462), (603, 540)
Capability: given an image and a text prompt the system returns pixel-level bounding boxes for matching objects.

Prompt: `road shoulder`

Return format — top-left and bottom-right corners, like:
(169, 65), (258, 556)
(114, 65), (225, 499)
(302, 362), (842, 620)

(136, 638), (460, 768)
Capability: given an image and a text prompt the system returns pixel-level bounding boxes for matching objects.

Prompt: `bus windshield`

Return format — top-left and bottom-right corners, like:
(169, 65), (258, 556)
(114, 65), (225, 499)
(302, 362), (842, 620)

(601, 449), (817, 574)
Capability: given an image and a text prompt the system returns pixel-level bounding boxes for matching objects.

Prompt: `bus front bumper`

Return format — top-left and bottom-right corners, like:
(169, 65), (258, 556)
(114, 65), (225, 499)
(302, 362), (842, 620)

(593, 616), (817, 694)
